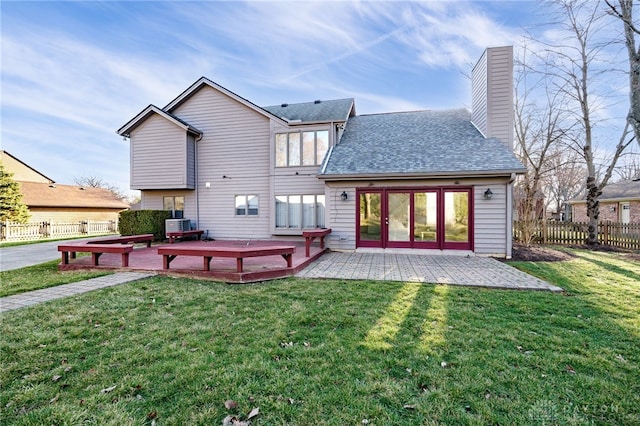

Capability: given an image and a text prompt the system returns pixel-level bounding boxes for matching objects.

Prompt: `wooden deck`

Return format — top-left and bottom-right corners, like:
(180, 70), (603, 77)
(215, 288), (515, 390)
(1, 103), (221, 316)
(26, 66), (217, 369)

(57, 240), (326, 283)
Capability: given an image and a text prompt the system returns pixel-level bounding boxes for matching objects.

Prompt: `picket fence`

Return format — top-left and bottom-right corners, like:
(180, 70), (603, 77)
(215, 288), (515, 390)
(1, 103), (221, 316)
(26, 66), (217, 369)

(0, 220), (118, 242)
(514, 221), (640, 250)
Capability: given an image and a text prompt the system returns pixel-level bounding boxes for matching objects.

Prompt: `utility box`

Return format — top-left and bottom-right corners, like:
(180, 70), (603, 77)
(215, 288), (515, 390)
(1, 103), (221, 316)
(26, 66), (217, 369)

(165, 219), (191, 233)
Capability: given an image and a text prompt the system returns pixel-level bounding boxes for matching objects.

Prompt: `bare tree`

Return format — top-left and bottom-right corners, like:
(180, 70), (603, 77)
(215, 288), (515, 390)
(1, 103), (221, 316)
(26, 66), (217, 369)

(543, 147), (585, 220)
(74, 176), (126, 201)
(613, 150), (640, 180)
(513, 45), (573, 242)
(536, 0), (635, 244)
(606, 0), (640, 148)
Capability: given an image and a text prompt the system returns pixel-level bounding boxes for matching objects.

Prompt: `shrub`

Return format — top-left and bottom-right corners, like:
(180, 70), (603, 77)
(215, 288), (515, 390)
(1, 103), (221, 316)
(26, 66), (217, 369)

(119, 210), (172, 241)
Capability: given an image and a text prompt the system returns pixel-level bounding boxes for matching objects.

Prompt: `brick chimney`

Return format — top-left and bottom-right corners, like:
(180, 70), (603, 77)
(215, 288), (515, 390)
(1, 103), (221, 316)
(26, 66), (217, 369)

(471, 46), (514, 150)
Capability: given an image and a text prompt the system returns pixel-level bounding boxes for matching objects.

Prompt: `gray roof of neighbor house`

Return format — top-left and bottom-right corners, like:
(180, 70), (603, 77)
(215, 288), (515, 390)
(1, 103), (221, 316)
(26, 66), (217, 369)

(319, 109), (526, 178)
(569, 180), (640, 203)
(263, 98), (354, 123)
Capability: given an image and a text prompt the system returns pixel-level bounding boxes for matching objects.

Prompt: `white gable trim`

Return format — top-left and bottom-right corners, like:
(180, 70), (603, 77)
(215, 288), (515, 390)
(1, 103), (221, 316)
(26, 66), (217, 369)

(117, 105), (202, 137)
(163, 77), (289, 126)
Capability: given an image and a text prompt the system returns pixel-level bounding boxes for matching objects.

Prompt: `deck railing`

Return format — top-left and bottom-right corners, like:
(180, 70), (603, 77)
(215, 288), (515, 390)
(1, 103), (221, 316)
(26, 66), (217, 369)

(0, 220), (118, 242)
(514, 221), (640, 250)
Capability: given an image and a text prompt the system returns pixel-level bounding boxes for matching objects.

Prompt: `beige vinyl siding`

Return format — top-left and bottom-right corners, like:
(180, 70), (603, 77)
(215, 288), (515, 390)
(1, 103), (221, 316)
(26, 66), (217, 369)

(473, 181), (508, 257)
(171, 86), (271, 239)
(27, 208), (124, 224)
(485, 46), (514, 149)
(130, 114), (192, 190)
(186, 135), (196, 188)
(471, 46), (514, 150)
(471, 49), (488, 137)
(0, 152), (52, 183)
(325, 184), (357, 250)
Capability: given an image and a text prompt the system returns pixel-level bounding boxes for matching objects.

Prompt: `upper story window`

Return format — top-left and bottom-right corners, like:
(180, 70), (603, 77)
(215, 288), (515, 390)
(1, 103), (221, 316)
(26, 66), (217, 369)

(164, 196), (184, 218)
(275, 130), (329, 167)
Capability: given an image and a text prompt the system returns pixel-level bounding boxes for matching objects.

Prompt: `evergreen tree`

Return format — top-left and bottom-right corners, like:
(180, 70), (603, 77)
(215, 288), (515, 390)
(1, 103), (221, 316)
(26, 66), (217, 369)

(0, 163), (30, 223)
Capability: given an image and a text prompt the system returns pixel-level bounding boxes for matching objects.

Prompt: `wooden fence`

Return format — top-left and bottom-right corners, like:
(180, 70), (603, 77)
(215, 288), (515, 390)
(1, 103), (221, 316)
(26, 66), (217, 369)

(514, 221), (640, 250)
(0, 220), (118, 242)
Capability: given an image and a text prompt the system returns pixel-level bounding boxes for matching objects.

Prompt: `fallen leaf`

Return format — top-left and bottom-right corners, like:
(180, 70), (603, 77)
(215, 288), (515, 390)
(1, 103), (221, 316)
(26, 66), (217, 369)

(362, 420), (369, 425)
(224, 399), (238, 410)
(101, 385), (117, 393)
(247, 406), (259, 419)
(147, 411), (157, 420)
(403, 404), (416, 409)
(485, 392), (491, 399)
(303, 341), (311, 347)
(222, 416), (236, 426)
(52, 375), (62, 382)
(440, 361), (448, 368)
(49, 394), (59, 404)
(615, 354), (627, 363)
(64, 366), (72, 373)
(516, 345), (523, 352)
(566, 365), (576, 374)
(287, 397), (295, 404)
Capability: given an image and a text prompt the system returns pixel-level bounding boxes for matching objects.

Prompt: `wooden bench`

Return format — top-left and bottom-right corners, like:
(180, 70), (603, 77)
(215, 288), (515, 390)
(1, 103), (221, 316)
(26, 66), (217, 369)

(302, 228), (332, 256)
(157, 245), (296, 272)
(58, 243), (134, 267)
(88, 234), (154, 247)
(166, 230), (204, 244)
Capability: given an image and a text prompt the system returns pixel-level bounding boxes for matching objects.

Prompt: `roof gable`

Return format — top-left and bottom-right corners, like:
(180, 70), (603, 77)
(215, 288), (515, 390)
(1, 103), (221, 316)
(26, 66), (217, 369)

(117, 105), (203, 137)
(1, 150), (55, 184)
(320, 109), (526, 178)
(163, 77), (288, 125)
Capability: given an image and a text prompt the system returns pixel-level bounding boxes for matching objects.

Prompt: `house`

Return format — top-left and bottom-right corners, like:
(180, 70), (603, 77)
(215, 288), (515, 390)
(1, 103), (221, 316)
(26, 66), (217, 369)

(117, 46), (526, 257)
(0, 150), (129, 223)
(569, 180), (640, 224)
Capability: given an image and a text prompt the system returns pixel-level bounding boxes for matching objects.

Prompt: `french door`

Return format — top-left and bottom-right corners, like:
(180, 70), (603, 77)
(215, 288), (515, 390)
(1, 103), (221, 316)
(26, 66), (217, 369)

(357, 187), (473, 250)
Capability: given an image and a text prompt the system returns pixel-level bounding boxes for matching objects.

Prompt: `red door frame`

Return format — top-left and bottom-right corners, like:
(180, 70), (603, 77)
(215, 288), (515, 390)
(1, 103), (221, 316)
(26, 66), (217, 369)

(356, 187), (474, 250)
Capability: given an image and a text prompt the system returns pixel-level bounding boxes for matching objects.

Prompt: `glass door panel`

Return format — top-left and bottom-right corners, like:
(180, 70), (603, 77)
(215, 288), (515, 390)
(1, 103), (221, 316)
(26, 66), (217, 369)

(414, 192), (438, 243)
(388, 192), (411, 243)
(359, 192), (382, 245)
(444, 191), (469, 243)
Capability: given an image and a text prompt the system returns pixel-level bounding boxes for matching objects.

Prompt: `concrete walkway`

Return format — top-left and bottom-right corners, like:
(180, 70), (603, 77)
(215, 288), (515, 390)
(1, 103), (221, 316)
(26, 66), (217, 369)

(0, 238), (96, 272)
(296, 252), (563, 292)
(0, 272), (155, 313)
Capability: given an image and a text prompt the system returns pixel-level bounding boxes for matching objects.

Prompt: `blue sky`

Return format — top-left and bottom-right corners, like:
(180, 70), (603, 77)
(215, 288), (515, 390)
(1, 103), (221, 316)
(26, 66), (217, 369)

(0, 1), (625, 196)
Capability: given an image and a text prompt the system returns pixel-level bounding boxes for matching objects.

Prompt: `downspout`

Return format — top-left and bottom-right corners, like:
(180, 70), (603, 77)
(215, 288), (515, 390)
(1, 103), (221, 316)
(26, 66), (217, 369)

(506, 173), (516, 258)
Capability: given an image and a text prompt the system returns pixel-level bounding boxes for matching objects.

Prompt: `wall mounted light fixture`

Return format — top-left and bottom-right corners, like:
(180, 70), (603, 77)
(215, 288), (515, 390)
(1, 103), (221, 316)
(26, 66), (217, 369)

(484, 188), (493, 200)
(341, 191), (348, 201)
(205, 182), (211, 188)
(609, 206), (616, 212)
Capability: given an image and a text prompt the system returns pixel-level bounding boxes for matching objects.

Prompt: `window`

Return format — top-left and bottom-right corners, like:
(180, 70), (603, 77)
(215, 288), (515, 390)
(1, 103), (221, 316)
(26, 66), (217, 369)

(235, 195), (259, 216)
(275, 130), (329, 167)
(276, 195), (325, 228)
(163, 196), (184, 218)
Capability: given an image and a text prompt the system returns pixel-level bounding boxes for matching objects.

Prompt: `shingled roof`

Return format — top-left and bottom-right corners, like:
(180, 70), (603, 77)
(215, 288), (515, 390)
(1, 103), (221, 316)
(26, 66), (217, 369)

(319, 109), (525, 179)
(569, 180), (640, 203)
(263, 98), (354, 123)
(18, 181), (129, 209)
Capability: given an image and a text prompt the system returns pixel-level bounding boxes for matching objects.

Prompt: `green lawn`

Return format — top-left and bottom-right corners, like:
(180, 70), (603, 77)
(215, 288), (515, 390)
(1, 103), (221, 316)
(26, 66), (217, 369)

(0, 260), (111, 298)
(1, 249), (638, 425)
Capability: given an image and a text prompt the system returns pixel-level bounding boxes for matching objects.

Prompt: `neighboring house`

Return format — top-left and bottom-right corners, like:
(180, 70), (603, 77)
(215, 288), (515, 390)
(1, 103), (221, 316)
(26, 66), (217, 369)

(569, 180), (640, 224)
(118, 46), (525, 257)
(1, 150), (129, 223)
